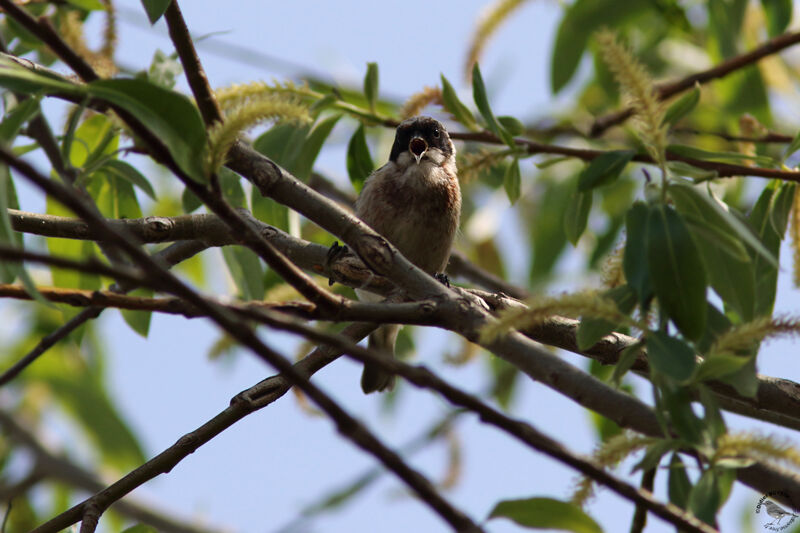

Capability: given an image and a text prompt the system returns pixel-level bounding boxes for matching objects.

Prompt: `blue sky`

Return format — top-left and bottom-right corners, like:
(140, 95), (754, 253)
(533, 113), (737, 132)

(9, 1), (800, 532)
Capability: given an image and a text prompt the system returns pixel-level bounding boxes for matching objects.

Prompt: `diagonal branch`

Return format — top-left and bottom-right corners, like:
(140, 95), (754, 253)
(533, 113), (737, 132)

(589, 30), (800, 136)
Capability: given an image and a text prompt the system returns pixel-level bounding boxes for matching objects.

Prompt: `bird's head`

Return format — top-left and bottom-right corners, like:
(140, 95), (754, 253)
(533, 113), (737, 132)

(389, 116), (454, 168)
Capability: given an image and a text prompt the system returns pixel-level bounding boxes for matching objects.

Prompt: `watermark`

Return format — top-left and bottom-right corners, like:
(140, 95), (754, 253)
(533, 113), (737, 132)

(756, 490), (799, 531)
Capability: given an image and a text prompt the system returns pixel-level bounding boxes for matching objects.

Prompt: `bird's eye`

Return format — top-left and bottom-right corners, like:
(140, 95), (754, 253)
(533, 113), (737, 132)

(432, 128), (440, 138)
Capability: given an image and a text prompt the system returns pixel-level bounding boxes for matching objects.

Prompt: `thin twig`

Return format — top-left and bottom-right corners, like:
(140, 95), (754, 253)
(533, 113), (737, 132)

(590, 30), (800, 136)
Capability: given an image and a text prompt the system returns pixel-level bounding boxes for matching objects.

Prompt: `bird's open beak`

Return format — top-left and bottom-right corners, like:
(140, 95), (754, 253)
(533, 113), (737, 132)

(409, 136), (427, 164)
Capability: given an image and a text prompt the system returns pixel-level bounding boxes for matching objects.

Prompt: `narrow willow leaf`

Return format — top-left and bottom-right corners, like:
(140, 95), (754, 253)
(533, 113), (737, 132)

(623, 202), (652, 309)
(0, 56), (84, 96)
(346, 124), (374, 192)
(632, 440), (676, 473)
(293, 114), (342, 181)
(668, 144), (776, 167)
(662, 85), (700, 126)
(577, 150), (634, 191)
(489, 497), (603, 533)
(693, 354), (750, 383)
(100, 160), (157, 200)
(472, 64), (516, 147)
(536, 156), (570, 169)
(668, 453), (691, 508)
(222, 246), (264, 301)
(761, 0), (792, 37)
(67, 0), (107, 10)
(181, 187), (202, 213)
(768, 181), (796, 237)
(219, 167), (245, 208)
(498, 115), (525, 136)
(667, 161), (718, 181)
(564, 190), (592, 245)
(88, 79), (207, 181)
(646, 331), (696, 382)
(550, 0), (649, 93)
(363, 62), (379, 112)
(646, 204), (707, 341)
(121, 288), (152, 338)
(784, 127), (800, 162)
(0, 97), (40, 142)
(504, 158), (521, 204)
(576, 285), (636, 351)
(140, 0), (171, 24)
(749, 182), (784, 317)
(610, 341), (643, 386)
(441, 74), (479, 130)
(688, 469), (721, 526)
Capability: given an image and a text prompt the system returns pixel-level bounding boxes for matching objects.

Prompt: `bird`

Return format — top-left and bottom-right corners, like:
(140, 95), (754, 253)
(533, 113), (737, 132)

(354, 116), (461, 393)
(764, 500), (798, 526)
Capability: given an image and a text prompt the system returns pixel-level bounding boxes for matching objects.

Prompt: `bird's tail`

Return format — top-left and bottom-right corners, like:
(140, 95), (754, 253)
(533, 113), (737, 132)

(360, 324), (400, 393)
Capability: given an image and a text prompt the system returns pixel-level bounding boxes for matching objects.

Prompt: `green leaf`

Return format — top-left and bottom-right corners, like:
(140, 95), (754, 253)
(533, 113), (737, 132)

(181, 187), (202, 213)
(632, 440), (676, 473)
(762, 0), (792, 37)
(610, 341), (643, 386)
(222, 245), (264, 301)
(624, 202), (652, 309)
(88, 78), (207, 181)
(293, 114), (342, 181)
(31, 347), (146, 470)
(440, 74), (478, 130)
(498, 115), (525, 136)
(577, 150), (634, 192)
(646, 331), (696, 382)
(693, 353), (750, 383)
(0, 97), (40, 142)
(661, 385), (705, 444)
(768, 181), (796, 237)
(719, 353), (759, 397)
(669, 183), (756, 319)
(346, 124), (374, 192)
(252, 194), (290, 231)
(667, 144), (776, 167)
(0, 56), (85, 96)
(121, 288), (153, 338)
(783, 127), (800, 162)
(219, 167), (245, 208)
(667, 161), (719, 181)
(100, 160), (157, 200)
(564, 190), (592, 245)
(66, 0), (107, 10)
(253, 122), (311, 174)
(550, 0), (650, 93)
(688, 469), (721, 525)
(529, 178), (570, 281)
(662, 85), (700, 126)
(472, 64), (516, 148)
(668, 453), (691, 508)
(749, 181), (785, 317)
(504, 158), (521, 204)
(576, 285), (636, 351)
(488, 497), (603, 533)
(646, 204), (707, 341)
(363, 62), (379, 112)
(140, 0), (172, 24)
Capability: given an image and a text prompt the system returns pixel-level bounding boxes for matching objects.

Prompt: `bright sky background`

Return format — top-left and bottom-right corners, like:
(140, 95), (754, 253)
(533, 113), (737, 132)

(9, 1), (800, 532)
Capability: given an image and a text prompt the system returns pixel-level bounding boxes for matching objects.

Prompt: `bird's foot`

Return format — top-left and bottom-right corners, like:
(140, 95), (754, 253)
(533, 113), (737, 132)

(325, 241), (349, 286)
(434, 272), (450, 288)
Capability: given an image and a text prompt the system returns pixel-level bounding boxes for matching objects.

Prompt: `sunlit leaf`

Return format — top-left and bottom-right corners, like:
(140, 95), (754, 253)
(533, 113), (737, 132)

(761, 0), (792, 37)
(472, 63), (516, 147)
(222, 245), (264, 301)
(100, 160), (157, 200)
(662, 85), (700, 126)
(489, 497), (603, 533)
(440, 74), (479, 130)
(293, 113), (342, 181)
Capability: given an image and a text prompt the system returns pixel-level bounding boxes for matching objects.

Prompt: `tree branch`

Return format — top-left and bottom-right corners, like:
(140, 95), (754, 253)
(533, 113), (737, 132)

(589, 30), (800, 136)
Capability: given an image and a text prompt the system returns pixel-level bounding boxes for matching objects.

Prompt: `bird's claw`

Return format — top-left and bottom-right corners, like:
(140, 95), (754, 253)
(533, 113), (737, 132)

(434, 273), (450, 288)
(325, 241), (349, 286)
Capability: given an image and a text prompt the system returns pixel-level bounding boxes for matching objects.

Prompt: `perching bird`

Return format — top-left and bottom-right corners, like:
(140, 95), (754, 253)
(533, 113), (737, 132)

(354, 116), (461, 393)
(764, 500), (798, 526)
